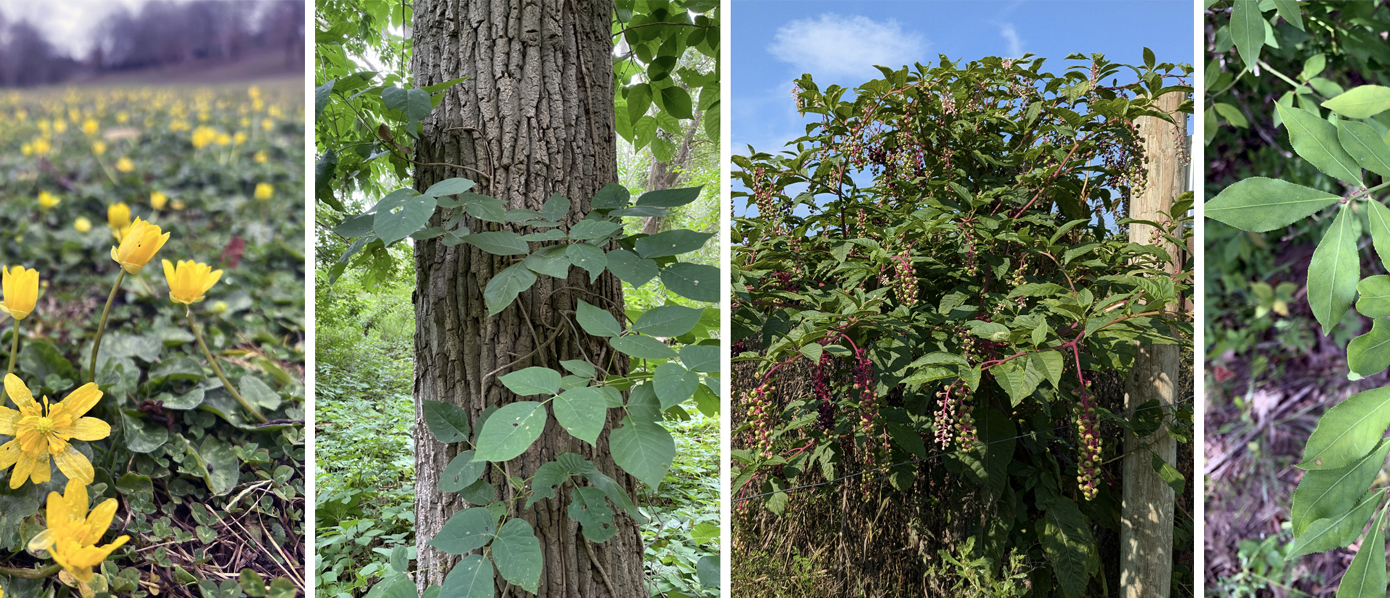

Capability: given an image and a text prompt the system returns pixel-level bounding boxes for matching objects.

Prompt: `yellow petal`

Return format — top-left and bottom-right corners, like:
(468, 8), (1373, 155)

(0, 405), (20, 435)
(81, 499), (119, 545)
(27, 528), (54, 553)
(64, 479), (89, 521)
(0, 439), (21, 469)
(29, 450), (51, 485)
(52, 447), (91, 485)
(10, 449), (34, 488)
(62, 418), (111, 442)
(52, 384), (103, 419)
(5, 373), (37, 414)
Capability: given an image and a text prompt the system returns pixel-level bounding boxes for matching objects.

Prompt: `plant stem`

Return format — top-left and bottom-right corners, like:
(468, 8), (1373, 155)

(0, 563), (61, 579)
(1258, 59), (1320, 99)
(185, 308), (267, 423)
(7, 317), (18, 377)
(88, 270), (127, 383)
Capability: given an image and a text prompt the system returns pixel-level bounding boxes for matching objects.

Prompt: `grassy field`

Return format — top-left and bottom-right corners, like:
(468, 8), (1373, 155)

(0, 79), (306, 598)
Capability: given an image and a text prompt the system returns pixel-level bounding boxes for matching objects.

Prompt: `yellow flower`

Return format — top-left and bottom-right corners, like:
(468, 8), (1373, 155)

(110, 218), (169, 274)
(171, 200), (186, 210)
(52, 120), (66, 134)
(38, 191), (59, 210)
(0, 266), (38, 320)
(233, 131), (247, 145)
(215, 133), (231, 146)
(254, 183), (273, 201)
(114, 157), (133, 173)
(253, 151), (267, 164)
(261, 118), (273, 132)
(191, 126), (217, 149)
(90, 140), (106, 156)
(81, 119), (98, 136)
(0, 374), (110, 489)
(74, 217), (92, 233)
(27, 479), (130, 583)
(211, 300), (228, 314)
(162, 260), (222, 305)
(115, 111), (128, 123)
(150, 192), (168, 210)
(107, 203), (130, 230)
(32, 138), (50, 156)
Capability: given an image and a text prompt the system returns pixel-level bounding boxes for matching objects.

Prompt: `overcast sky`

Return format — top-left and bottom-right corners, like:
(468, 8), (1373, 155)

(0, 0), (185, 56)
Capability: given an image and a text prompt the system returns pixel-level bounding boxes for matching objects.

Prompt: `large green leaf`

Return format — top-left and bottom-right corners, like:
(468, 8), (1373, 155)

(652, 363), (699, 410)
(606, 249), (659, 287)
(491, 519), (543, 593)
(1230, 0), (1264, 71)
(1348, 319), (1390, 377)
(634, 230), (715, 258)
(473, 402), (547, 462)
(660, 262), (719, 302)
(373, 189), (437, 245)
(1307, 207), (1359, 335)
(1338, 121), (1390, 178)
(568, 486), (617, 543)
(609, 335), (678, 360)
(635, 186), (703, 208)
(498, 367), (561, 397)
(1289, 491), (1381, 558)
(552, 387), (607, 445)
(1301, 387), (1390, 470)
(1277, 103), (1363, 187)
(428, 507), (495, 555)
(527, 453), (600, 507)
(1368, 201), (1390, 272)
(1272, 0), (1303, 31)
(523, 246), (571, 278)
(1039, 497), (1097, 598)
(463, 231), (529, 255)
(566, 243), (607, 282)
(1336, 503), (1387, 598)
(1357, 275), (1390, 318)
(439, 450), (487, 493)
(1292, 439), (1390, 535)
(956, 409), (1016, 499)
(575, 299), (622, 337)
(423, 400), (471, 444)
(610, 418), (675, 489)
(422, 178), (475, 198)
(1324, 85), (1390, 119)
(631, 305), (703, 337)
(483, 263), (538, 316)
(439, 554), (493, 598)
(569, 219), (623, 241)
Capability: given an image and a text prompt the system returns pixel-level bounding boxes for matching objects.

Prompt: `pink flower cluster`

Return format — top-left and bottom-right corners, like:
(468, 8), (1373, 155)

(891, 251), (917, 306)
(747, 381), (775, 459)
(934, 382), (976, 449)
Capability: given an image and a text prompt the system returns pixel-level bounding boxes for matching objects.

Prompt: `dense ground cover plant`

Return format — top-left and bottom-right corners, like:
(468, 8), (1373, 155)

(0, 83), (306, 598)
(732, 53), (1193, 595)
(1204, 2), (1390, 596)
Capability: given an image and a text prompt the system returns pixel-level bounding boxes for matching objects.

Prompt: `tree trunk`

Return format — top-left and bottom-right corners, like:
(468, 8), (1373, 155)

(1119, 91), (1186, 598)
(409, 1), (646, 596)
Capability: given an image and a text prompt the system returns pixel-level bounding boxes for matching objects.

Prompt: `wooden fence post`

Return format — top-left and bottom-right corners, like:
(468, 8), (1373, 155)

(1120, 91), (1187, 597)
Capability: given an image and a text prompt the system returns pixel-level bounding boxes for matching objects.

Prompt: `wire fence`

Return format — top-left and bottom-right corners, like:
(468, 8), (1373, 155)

(733, 395), (1194, 503)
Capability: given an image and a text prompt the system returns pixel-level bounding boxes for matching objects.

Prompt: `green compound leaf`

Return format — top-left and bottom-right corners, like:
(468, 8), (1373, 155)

(1338, 120), (1390, 178)
(1039, 497), (1097, 598)
(492, 519), (543, 593)
(631, 305), (703, 337)
(1230, 0), (1264, 72)
(473, 401), (548, 462)
(1288, 491), (1381, 558)
(1324, 85), (1390, 119)
(373, 189), (437, 245)
(1307, 207), (1359, 335)
(498, 367), (562, 397)
(610, 418), (676, 490)
(634, 230), (715, 258)
(568, 486), (618, 543)
(1336, 502), (1387, 598)
(1276, 103), (1364, 187)
(484, 262), (538, 316)
(1368, 201), (1390, 272)
(439, 450), (487, 493)
(609, 335), (679, 360)
(552, 387), (607, 446)
(439, 554), (493, 598)
(427, 507), (496, 555)
(423, 400), (471, 444)
(575, 299), (623, 337)
(1358, 275), (1390, 318)
(660, 262), (720, 303)
(1348, 319), (1390, 378)
(1300, 387), (1390, 471)
(464, 231), (529, 255)
(606, 249), (659, 287)
(652, 363), (699, 410)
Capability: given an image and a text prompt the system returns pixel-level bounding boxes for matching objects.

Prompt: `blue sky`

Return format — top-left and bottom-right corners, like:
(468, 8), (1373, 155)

(732, 0), (1196, 156)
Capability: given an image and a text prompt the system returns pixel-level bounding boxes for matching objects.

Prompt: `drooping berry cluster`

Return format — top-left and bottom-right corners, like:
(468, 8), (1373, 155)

(891, 250), (918, 306)
(1075, 383), (1102, 501)
(933, 382), (976, 449)
(747, 380), (775, 458)
(812, 353), (834, 432)
(850, 346), (889, 460)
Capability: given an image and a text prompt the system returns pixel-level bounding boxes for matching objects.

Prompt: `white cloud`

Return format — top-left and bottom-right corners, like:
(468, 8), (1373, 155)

(767, 14), (925, 80)
(999, 22), (1023, 57)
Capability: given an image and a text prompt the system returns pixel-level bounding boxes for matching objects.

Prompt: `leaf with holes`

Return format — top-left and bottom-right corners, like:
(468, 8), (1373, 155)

(372, 189), (436, 245)
(660, 262), (719, 302)
(423, 400), (470, 443)
(427, 507), (495, 555)
(606, 249), (659, 287)
(634, 230), (715, 259)
(473, 401), (547, 462)
(483, 263), (537, 316)
(553, 387), (607, 445)
(653, 363), (699, 410)
(439, 555), (492, 598)
(610, 417), (675, 490)
(439, 450), (487, 493)
(498, 367), (561, 397)
(568, 486), (617, 543)
(567, 243), (607, 283)
(492, 519), (543, 593)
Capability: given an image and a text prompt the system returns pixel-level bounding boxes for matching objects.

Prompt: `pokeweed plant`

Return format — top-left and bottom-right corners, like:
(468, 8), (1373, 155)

(328, 180), (721, 597)
(732, 52), (1192, 595)
(1205, 1), (1390, 595)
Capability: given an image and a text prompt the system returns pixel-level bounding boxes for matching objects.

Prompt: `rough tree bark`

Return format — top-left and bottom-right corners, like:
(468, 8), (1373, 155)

(1119, 91), (1186, 598)
(409, 0), (646, 596)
